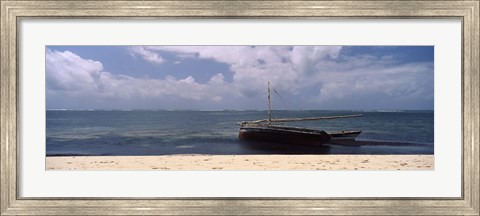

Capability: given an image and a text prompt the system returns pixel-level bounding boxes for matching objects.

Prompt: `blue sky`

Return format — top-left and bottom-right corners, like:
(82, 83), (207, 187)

(46, 46), (434, 110)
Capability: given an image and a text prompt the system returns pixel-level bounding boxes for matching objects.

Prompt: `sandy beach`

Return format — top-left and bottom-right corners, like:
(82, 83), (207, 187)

(46, 155), (433, 171)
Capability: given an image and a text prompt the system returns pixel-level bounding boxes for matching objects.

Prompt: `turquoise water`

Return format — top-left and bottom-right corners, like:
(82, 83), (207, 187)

(46, 110), (433, 156)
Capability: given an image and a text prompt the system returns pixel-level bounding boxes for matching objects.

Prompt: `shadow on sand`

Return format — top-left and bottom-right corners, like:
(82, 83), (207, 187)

(239, 140), (332, 154)
(239, 139), (434, 155)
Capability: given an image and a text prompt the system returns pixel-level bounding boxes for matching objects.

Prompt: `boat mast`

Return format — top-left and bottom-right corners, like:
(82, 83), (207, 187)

(238, 81), (363, 125)
(268, 81), (271, 124)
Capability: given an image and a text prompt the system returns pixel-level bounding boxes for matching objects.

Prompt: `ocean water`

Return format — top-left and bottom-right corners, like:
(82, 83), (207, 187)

(46, 110), (434, 156)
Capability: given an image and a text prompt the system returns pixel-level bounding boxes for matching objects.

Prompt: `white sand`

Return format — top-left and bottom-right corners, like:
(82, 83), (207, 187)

(46, 155), (434, 171)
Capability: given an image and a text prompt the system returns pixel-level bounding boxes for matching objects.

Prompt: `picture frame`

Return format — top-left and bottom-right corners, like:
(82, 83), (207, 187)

(1, 0), (478, 215)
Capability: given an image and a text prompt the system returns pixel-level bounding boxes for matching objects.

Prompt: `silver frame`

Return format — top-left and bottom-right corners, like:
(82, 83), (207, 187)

(1, 1), (479, 215)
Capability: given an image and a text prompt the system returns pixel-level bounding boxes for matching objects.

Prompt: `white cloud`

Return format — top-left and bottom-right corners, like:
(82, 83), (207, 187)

(46, 49), (227, 104)
(46, 49), (105, 91)
(209, 73), (225, 85)
(46, 46), (434, 110)
(128, 46), (165, 64)
(211, 96), (223, 102)
(309, 59), (433, 104)
(142, 46), (343, 97)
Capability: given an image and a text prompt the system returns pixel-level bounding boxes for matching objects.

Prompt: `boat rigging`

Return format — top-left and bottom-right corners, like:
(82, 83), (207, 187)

(238, 81), (362, 145)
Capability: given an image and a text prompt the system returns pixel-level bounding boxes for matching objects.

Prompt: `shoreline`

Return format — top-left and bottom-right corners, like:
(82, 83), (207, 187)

(46, 155), (434, 171)
(46, 140), (434, 157)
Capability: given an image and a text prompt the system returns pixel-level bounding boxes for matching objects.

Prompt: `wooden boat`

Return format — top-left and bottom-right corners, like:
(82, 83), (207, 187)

(238, 81), (362, 145)
(239, 124), (331, 145)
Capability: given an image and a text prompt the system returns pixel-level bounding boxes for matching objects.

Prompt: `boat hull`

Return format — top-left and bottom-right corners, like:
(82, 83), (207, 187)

(239, 125), (331, 145)
(329, 130), (362, 141)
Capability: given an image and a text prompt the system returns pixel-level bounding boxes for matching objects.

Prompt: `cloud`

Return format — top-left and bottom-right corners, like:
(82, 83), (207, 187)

(128, 46), (165, 64)
(46, 46), (434, 110)
(46, 49), (227, 105)
(141, 46), (343, 97)
(146, 46), (433, 109)
(46, 49), (105, 92)
(277, 49), (434, 109)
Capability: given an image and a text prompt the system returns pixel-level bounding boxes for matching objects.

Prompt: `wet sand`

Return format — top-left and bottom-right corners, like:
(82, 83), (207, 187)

(46, 155), (434, 171)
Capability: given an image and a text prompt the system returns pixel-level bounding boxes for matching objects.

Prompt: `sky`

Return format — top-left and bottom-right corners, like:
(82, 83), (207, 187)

(46, 46), (434, 110)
